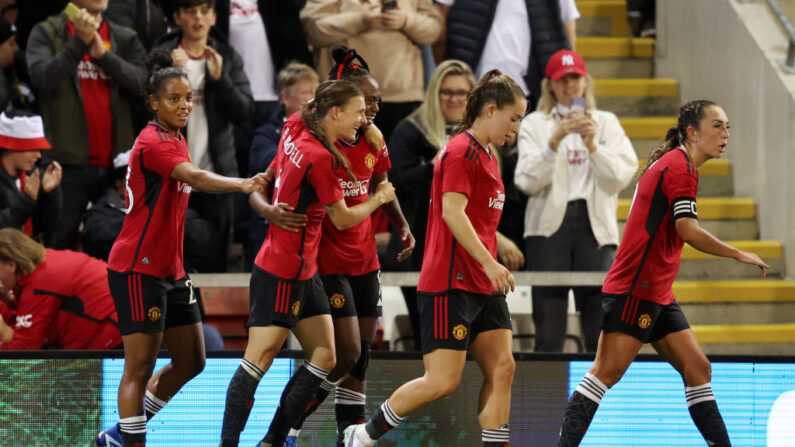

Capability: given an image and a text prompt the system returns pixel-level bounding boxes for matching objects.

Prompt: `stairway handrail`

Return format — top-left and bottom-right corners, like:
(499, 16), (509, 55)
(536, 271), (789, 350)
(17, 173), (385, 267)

(764, 0), (795, 70)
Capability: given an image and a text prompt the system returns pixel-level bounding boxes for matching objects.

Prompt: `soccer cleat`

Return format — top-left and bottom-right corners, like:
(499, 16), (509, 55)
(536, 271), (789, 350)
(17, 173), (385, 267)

(283, 435), (298, 447)
(342, 424), (374, 447)
(95, 423), (124, 446)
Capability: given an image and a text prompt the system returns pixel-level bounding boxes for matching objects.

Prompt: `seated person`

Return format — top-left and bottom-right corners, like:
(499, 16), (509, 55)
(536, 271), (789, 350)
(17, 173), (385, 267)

(0, 228), (122, 349)
(0, 109), (62, 246)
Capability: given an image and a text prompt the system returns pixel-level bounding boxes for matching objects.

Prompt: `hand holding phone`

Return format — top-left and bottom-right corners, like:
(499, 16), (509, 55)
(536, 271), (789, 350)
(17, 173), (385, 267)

(569, 97), (586, 116)
(381, 0), (397, 12)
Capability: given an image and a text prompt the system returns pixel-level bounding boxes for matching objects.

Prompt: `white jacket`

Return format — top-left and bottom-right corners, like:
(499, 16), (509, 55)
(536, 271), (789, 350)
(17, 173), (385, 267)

(514, 109), (638, 247)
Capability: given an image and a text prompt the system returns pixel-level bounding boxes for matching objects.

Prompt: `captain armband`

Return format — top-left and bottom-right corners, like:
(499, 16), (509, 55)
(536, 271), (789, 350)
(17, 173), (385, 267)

(672, 197), (698, 220)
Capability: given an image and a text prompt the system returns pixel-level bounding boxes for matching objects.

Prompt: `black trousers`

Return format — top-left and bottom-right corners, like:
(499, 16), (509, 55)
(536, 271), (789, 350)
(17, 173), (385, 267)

(374, 101), (421, 144)
(525, 200), (616, 352)
(52, 164), (111, 250)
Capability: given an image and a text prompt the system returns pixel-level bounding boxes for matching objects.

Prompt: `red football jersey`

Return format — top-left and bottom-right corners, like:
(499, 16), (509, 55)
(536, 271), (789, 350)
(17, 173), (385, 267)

(108, 122), (192, 280)
(0, 250), (121, 350)
(417, 131), (505, 295)
(603, 148), (699, 304)
(254, 114), (345, 280)
(318, 134), (391, 276)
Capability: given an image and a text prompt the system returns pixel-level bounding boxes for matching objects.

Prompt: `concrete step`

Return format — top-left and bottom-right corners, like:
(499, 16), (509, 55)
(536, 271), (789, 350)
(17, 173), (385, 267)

(681, 302), (795, 325)
(619, 159), (733, 198)
(638, 323), (795, 355)
(577, 37), (654, 58)
(676, 281), (795, 324)
(586, 58), (653, 78)
(619, 116), (677, 139)
(618, 197), (756, 220)
(595, 78), (680, 116)
(620, 218), (759, 241)
(577, 0), (629, 37)
(677, 240), (784, 278)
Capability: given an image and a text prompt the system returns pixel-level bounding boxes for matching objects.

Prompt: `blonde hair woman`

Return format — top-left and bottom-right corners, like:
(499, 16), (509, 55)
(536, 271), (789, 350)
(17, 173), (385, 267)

(514, 49), (638, 353)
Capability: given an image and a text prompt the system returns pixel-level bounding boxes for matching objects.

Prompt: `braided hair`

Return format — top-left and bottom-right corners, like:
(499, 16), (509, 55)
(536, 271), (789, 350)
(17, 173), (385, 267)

(301, 80), (360, 181)
(642, 99), (717, 174)
(328, 45), (372, 82)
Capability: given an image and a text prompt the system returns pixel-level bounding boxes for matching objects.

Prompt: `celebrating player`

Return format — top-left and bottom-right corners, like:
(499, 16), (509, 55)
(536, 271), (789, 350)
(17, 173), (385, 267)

(219, 79), (396, 447)
(98, 48), (268, 447)
(343, 69), (526, 447)
(557, 100), (770, 447)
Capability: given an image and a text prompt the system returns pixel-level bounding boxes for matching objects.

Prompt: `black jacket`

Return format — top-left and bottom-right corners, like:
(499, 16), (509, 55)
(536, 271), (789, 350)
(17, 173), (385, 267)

(249, 107), (285, 176)
(157, 30), (254, 176)
(214, 0), (314, 74)
(0, 162), (62, 246)
(445, 0), (570, 105)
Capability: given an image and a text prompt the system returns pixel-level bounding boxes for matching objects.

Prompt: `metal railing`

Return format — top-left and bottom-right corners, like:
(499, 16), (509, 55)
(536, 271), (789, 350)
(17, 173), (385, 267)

(739, 0), (795, 72)
(190, 271), (607, 288)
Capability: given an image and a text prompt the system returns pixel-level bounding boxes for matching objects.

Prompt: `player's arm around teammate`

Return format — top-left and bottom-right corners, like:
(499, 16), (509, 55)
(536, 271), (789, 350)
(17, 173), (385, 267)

(345, 70), (526, 447)
(558, 100), (770, 447)
(101, 48), (266, 447)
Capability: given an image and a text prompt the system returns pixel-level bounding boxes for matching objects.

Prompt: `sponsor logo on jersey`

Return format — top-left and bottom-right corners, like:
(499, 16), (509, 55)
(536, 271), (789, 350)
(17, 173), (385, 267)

(329, 293), (345, 309)
(365, 153), (376, 169)
(282, 129), (304, 169)
(452, 324), (468, 340)
(148, 306), (162, 322)
(291, 301), (301, 316)
(339, 178), (370, 198)
(488, 190), (505, 210)
(177, 181), (192, 194)
(638, 313), (652, 329)
(15, 314), (33, 328)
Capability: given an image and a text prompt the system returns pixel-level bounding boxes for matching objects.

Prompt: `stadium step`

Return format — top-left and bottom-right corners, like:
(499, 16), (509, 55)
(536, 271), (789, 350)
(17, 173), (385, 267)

(619, 116), (678, 139)
(673, 280), (795, 303)
(577, 0), (628, 37)
(620, 218), (759, 241)
(594, 78), (679, 116)
(576, 37), (654, 58)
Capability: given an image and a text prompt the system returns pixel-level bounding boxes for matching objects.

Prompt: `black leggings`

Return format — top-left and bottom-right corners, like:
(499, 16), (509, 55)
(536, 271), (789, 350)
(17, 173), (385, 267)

(525, 200), (615, 352)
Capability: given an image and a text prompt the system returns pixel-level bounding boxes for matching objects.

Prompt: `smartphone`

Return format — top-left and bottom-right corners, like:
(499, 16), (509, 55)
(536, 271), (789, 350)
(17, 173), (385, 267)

(382, 0), (397, 12)
(63, 2), (80, 22)
(569, 97), (586, 115)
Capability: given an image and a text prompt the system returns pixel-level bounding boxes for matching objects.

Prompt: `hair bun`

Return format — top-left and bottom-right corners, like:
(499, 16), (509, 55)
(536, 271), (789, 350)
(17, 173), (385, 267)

(146, 47), (174, 76)
(331, 45), (351, 64)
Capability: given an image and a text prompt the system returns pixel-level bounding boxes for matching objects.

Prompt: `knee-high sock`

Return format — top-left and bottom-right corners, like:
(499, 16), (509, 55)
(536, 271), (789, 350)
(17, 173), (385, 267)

(558, 373), (607, 447)
(482, 424), (510, 446)
(335, 387), (366, 436)
(262, 362), (329, 445)
(292, 378), (336, 433)
(220, 359), (265, 447)
(119, 412), (147, 447)
(144, 389), (169, 421)
(686, 383), (731, 446)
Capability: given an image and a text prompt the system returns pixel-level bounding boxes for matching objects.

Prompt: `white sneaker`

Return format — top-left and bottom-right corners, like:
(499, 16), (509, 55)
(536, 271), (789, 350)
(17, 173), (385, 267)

(342, 424), (374, 447)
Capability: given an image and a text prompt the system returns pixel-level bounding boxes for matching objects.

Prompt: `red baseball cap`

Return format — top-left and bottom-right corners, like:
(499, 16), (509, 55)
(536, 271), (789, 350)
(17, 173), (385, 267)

(545, 49), (587, 81)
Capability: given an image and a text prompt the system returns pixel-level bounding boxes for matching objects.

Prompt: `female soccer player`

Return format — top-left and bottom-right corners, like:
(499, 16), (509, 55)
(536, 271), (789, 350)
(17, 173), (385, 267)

(219, 79), (396, 447)
(344, 69), (526, 447)
(100, 48), (268, 447)
(277, 46), (415, 446)
(557, 100), (770, 447)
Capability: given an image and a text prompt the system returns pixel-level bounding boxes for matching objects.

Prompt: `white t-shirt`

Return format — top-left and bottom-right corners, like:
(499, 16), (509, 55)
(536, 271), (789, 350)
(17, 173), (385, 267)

(229, 0), (277, 102)
(184, 56), (213, 172)
(553, 103), (591, 201)
(438, 0), (580, 95)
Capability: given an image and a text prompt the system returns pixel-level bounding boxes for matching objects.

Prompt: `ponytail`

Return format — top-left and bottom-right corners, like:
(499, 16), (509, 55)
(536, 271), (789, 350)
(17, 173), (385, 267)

(642, 99), (717, 174)
(301, 80), (359, 181)
(454, 69), (525, 136)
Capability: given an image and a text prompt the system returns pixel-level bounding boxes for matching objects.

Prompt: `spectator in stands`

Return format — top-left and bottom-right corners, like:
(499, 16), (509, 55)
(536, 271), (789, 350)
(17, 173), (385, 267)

(0, 228), (122, 349)
(300, 0), (442, 142)
(514, 49), (637, 352)
(214, 0), (314, 177)
(104, 0), (168, 51)
(1, 3), (17, 25)
(158, 0), (254, 272)
(246, 62), (319, 270)
(0, 19), (31, 111)
(436, 0), (579, 109)
(26, 0), (146, 250)
(0, 110), (62, 246)
(16, 0), (65, 50)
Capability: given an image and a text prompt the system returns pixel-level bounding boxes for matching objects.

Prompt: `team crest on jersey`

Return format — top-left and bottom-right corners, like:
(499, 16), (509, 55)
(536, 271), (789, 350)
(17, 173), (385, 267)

(638, 314), (652, 329)
(452, 324), (468, 340)
(365, 153), (376, 169)
(329, 293), (345, 309)
(148, 306), (162, 322)
(291, 301), (301, 316)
